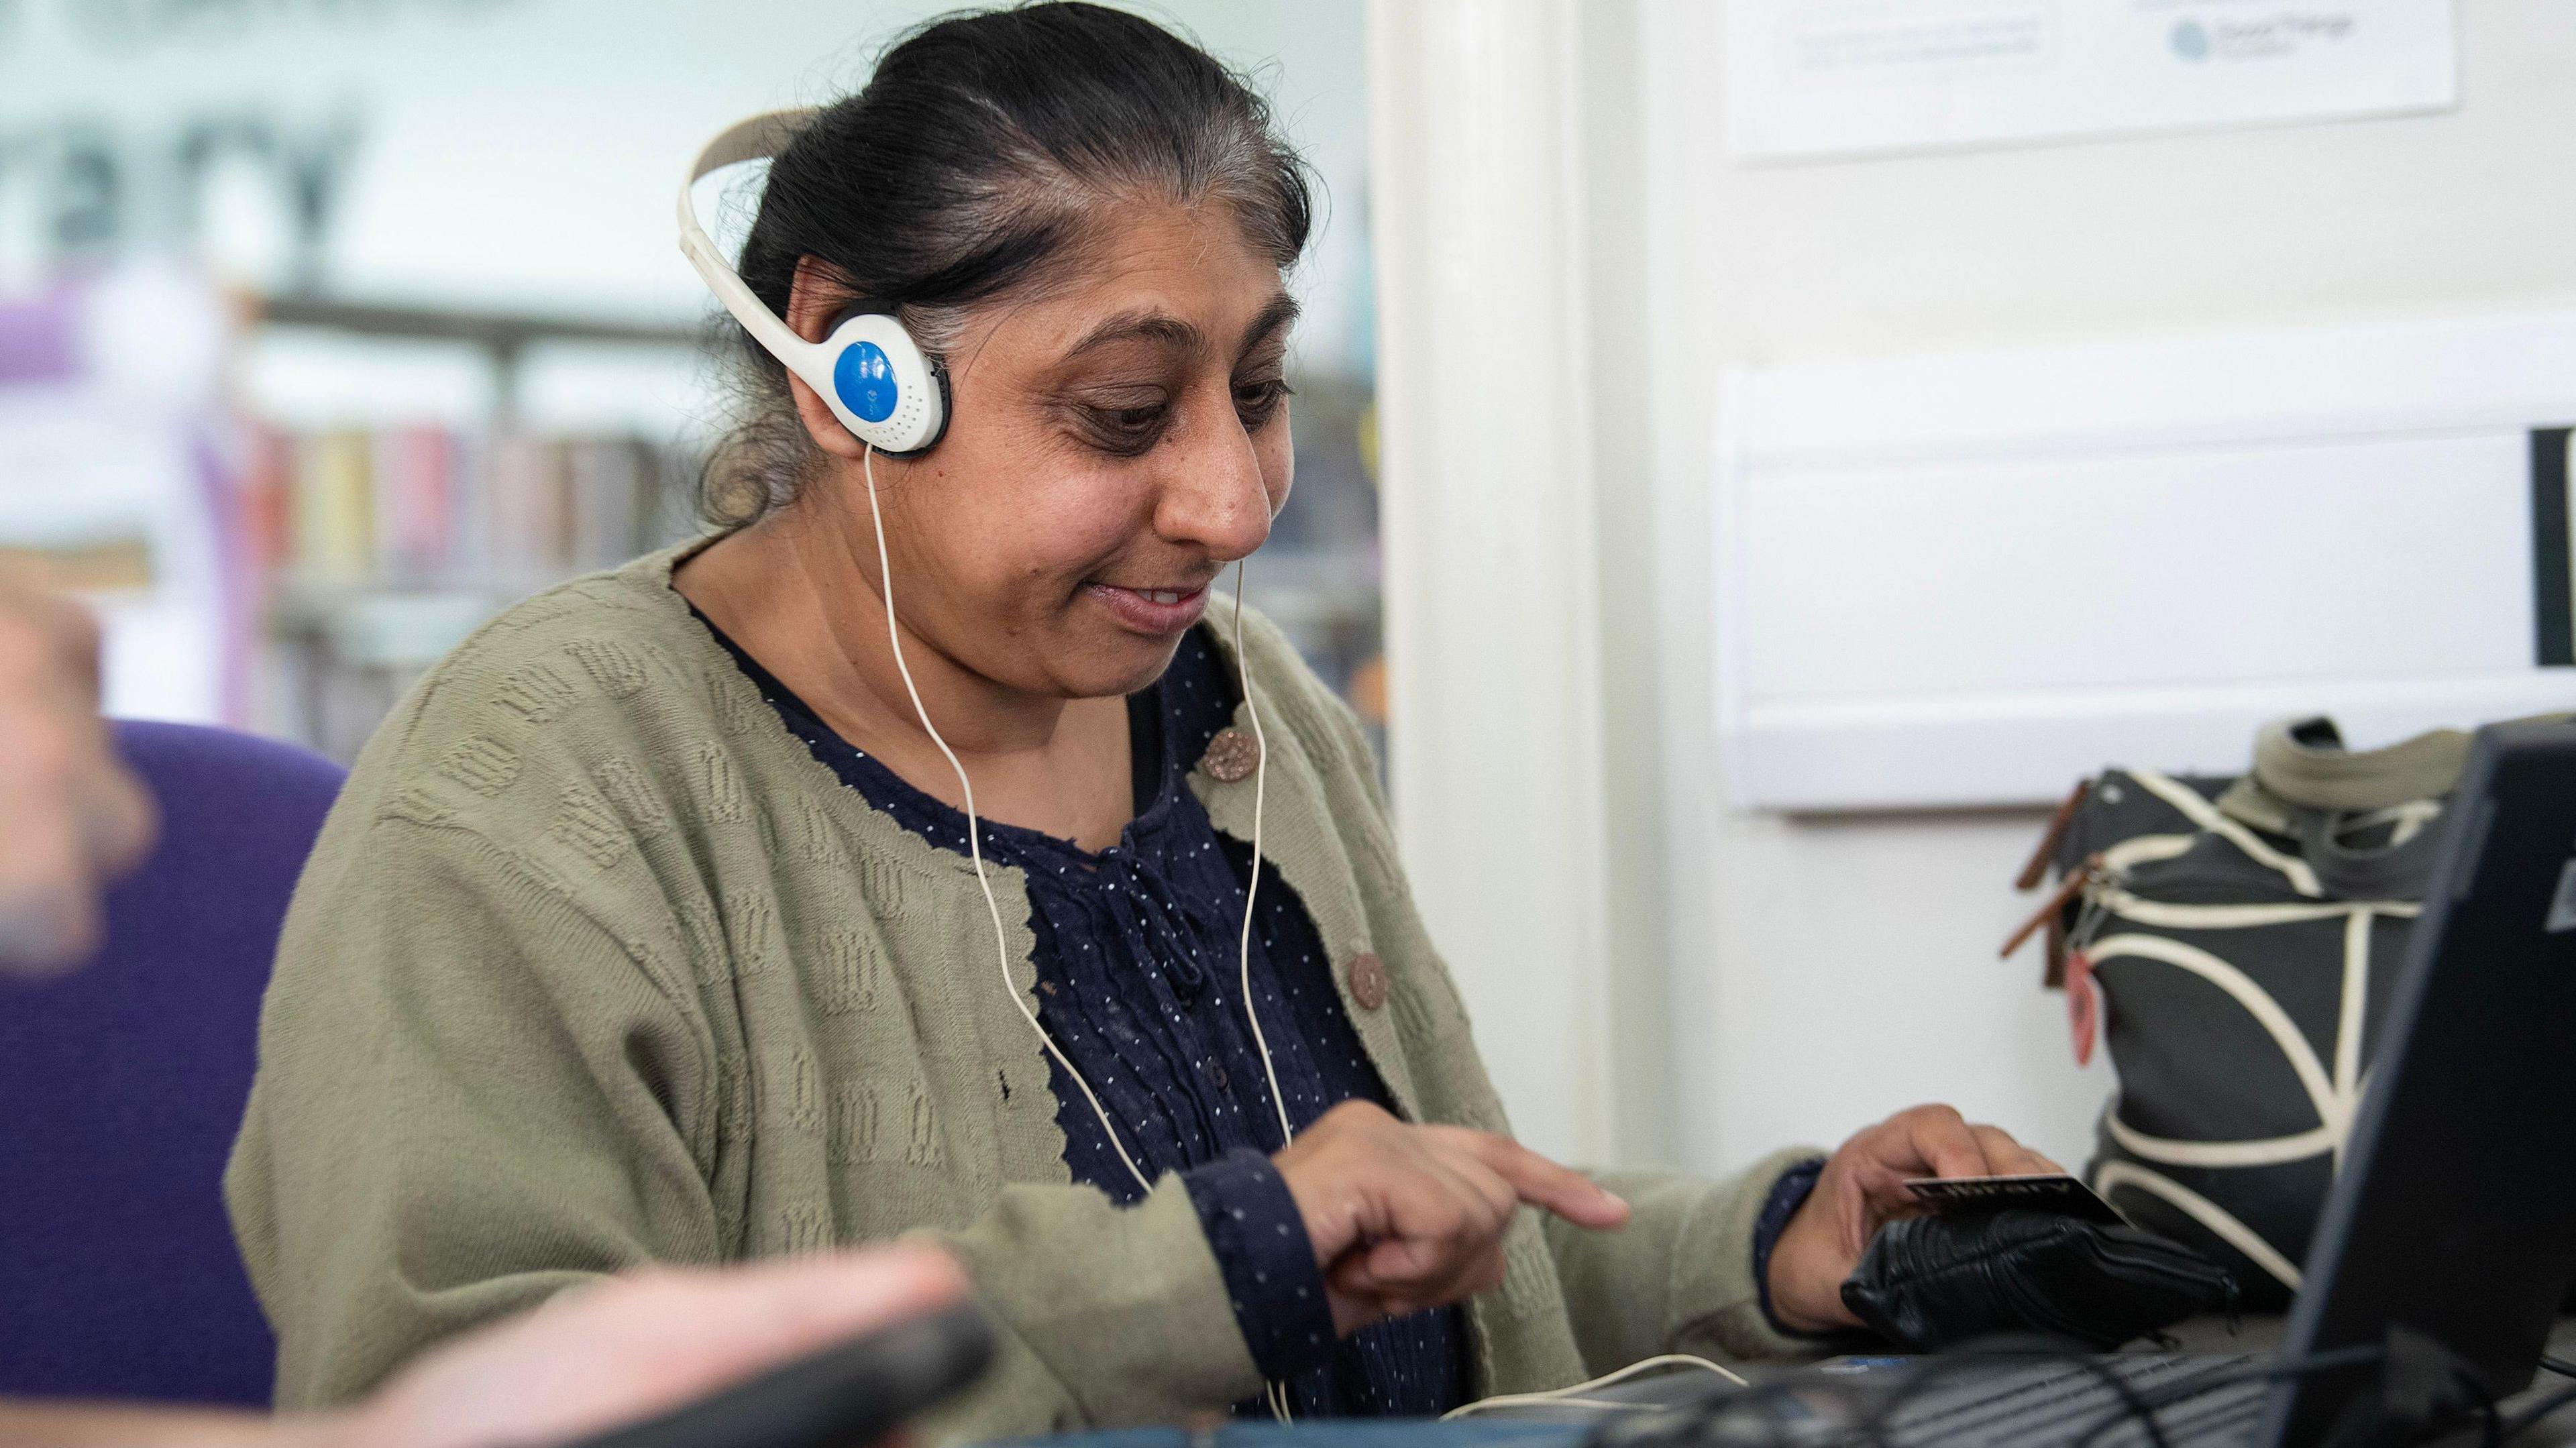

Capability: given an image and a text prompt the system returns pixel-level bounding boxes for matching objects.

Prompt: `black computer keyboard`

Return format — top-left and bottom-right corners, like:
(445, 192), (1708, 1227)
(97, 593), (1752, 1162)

(1590, 1354), (2265, 1448)
(1882, 1354), (2264, 1448)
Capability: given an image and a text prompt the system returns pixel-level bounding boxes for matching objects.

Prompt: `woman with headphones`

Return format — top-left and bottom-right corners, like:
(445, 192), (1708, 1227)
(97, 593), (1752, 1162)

(227, 5), (2055, 1438)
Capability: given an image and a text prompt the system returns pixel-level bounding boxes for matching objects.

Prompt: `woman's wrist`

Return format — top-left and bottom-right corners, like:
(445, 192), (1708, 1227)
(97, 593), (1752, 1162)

(1181, 1149), (1338, 1379)
(1763, 1180), (1865, 1334)
(1748, 1156), (1828, 1335)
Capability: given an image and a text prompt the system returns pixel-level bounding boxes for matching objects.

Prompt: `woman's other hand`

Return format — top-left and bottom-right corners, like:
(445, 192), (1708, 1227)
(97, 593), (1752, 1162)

(1273, 1100), (1630, 1335)
(1764, 1104), (2060, 1333)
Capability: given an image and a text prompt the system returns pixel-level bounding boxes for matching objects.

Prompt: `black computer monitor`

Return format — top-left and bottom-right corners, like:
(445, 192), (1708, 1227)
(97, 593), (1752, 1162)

(2260, 716), (2576, 1447)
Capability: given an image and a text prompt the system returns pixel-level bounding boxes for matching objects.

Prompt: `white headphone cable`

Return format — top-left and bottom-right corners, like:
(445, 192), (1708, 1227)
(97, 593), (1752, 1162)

(864, 447), (1299, 1421)
(1229, 565), (1292, 1152)
(863, 444), (1153, 1196)
(1229, 563), (1295, 1425)
(1438, 1355), (1750, 1421)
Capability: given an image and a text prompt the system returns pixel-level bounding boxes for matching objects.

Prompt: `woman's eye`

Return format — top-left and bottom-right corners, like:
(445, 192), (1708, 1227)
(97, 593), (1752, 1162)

(1234, 378), (1292, 427)
(1079, 400), (1171, 455)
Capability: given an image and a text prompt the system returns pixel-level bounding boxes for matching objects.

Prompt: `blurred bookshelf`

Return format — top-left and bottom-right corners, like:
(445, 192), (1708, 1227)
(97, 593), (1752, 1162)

(235, 294), (704, 759)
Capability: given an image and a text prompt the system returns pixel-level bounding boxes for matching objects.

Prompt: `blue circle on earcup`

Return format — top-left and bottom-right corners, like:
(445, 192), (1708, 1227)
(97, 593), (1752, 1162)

(833, 340), (900, 424)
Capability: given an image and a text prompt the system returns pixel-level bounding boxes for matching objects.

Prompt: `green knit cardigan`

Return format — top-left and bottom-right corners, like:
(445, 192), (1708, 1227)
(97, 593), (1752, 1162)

(224, 543), (1814, 1439)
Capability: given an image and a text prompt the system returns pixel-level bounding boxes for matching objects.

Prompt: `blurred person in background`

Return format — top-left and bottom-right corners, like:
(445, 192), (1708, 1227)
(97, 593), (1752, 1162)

(0, 577), (972, 1447)
(225, 4), (2058, 1439)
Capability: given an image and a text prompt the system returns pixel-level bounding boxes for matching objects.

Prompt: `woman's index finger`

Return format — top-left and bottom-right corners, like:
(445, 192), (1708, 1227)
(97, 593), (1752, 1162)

(1466, 1134), (1630, 1229)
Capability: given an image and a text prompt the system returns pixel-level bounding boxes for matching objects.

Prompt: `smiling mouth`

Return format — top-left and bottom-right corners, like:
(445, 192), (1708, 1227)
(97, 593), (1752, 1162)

(1090, 580), (1212, 602)
(1083, 579), (1214, 634)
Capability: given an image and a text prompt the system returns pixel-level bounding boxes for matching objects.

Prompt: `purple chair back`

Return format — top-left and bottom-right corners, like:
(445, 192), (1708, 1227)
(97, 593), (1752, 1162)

(0, 721), (343, 1406)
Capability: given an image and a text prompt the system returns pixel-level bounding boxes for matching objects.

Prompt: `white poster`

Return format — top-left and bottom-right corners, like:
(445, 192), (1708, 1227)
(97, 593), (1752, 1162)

(1724, 0), (2459, 161)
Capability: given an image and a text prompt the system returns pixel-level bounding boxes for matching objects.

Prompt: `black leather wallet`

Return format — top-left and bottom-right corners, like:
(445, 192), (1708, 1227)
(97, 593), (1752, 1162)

(1839, 1208), (2237, 1351)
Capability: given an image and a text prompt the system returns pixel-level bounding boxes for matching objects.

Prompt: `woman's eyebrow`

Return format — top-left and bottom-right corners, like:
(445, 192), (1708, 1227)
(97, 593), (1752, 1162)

(1056, 294), (1303, 365)
(1062, 311), (1201, 361)
(1238, 294), (1302, 355)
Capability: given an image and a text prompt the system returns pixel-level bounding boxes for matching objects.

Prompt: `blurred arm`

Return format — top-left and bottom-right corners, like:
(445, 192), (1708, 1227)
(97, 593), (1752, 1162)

(0, 1244), (967, 1448)
(0, 573), (156, 974)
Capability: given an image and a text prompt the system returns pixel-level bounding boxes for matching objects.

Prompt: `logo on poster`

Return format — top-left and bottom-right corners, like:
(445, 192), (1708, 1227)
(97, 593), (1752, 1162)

(2166, 9), (2361, 64)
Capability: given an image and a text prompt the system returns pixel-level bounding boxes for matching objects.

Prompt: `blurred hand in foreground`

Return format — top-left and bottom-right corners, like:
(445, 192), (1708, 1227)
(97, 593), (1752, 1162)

(352, 1243), (969, 1448)
(1767, 1103), (2061, 1333)
(2, 1243), (969, 1448)
(0, 574), (154, 974)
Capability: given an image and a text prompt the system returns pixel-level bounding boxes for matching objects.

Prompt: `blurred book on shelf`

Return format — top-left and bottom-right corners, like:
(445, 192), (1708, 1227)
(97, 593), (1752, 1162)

(0, 538), (158, 593)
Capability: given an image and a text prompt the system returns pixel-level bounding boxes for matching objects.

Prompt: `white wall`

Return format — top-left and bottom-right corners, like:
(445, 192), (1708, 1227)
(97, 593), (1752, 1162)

(1621, 0), (2576, 1176)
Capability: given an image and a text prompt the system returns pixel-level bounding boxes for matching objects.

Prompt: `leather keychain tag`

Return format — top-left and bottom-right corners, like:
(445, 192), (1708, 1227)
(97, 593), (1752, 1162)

(2067, 950), (2100, 1067)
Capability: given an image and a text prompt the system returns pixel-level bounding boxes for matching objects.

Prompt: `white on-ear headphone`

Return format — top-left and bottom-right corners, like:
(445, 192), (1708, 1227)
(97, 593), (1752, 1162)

(678, 109), (951, 455)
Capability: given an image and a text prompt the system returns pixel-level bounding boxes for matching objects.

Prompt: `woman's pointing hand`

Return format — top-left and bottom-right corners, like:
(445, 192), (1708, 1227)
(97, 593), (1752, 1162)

(1273, 1100), (1628, 1335)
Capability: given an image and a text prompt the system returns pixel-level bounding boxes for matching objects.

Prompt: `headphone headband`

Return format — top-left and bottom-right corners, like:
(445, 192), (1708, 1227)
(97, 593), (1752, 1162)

(676, 108), (949, 455)
(688, 109), (817, 182)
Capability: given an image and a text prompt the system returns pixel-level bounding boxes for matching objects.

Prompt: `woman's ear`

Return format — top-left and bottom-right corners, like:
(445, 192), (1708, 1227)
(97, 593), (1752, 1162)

(782, 255), (871, 463)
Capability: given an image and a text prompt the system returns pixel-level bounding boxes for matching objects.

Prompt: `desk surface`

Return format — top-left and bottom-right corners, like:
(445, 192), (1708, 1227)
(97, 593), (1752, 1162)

(1014, 1319), (2576, 1448)
(1585, 1317), (2576, 1446)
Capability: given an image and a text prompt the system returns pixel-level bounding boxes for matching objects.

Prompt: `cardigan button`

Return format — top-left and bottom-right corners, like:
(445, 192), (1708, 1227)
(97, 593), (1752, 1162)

(1200, 726), (1261, 783)
(1347, 952), (1388, 1011)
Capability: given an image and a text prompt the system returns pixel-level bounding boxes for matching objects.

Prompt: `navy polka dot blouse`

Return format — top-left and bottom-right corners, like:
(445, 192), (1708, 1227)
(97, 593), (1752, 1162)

(694, 612), (1466, 1418)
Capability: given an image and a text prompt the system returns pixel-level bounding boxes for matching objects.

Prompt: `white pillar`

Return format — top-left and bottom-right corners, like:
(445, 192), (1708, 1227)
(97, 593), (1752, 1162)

(1366, 0), (1615, 1163)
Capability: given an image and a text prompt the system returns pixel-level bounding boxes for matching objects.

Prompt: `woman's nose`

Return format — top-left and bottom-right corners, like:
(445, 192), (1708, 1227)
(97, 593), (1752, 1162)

(1154, 396), (1273, 562)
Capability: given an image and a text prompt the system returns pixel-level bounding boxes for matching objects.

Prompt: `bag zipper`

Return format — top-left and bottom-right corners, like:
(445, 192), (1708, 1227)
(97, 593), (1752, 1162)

(2000, 852), (2104, 962)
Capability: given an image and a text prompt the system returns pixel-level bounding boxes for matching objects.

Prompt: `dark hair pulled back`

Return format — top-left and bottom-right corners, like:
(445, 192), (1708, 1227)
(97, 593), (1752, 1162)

(699, 1), (1317, 526)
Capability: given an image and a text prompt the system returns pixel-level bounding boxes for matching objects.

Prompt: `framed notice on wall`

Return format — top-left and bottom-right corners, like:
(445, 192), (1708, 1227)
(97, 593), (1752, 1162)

(1723, 0), (2459, 162)
(1712, 309), (2576, 812)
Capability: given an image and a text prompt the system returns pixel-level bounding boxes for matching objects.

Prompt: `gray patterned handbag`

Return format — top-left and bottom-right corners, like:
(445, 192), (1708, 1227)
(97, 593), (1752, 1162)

(2006, 718), (2469, 1311)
